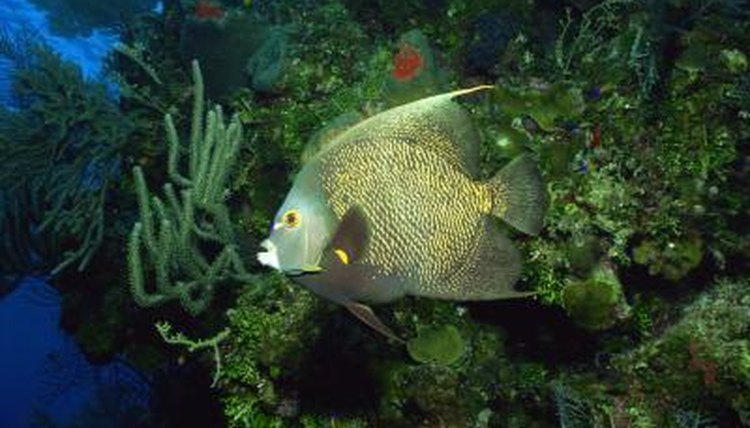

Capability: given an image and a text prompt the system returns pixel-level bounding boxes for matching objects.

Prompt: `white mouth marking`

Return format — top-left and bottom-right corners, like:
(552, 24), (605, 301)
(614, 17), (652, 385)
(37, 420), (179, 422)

(257, 239), (280, 270)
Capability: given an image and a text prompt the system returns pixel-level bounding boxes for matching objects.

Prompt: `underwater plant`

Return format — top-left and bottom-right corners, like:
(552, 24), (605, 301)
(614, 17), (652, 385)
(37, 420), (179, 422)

(406, 324), (467, 366)
(155, 320), (229, 387)
(127, 60), (254, 315)
(551, 381), (593, 428)
(561, 263), (629, 331)
(609, 277), (750, 425)
(0, 34), (128, 279)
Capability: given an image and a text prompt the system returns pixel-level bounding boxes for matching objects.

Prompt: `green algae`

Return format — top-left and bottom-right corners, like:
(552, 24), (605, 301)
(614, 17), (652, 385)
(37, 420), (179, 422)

(562, 264), (629, 331)
(407, 324), (466, 366)
(489, 83), (584, 131)
(633, 235), (704, 282)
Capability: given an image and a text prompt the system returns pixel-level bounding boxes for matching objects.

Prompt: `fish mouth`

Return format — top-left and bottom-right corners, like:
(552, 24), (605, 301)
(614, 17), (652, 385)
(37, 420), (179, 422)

(257, 239), (280, 270)
(257, 240), (323, 275)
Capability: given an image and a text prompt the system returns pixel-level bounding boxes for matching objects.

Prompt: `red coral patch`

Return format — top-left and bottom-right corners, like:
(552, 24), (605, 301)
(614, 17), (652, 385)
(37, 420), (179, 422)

(194, 1), (225, 20)
(392, 43), (424, 82)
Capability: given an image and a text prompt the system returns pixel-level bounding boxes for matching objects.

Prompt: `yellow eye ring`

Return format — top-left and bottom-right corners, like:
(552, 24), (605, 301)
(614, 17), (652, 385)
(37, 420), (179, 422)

(282, 210), (301, 229)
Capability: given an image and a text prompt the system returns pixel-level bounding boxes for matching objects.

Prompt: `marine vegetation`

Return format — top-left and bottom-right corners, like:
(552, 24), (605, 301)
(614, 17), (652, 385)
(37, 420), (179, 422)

(0, 34), (129, 280)
(127, 60), (254, 315)
(8, 0), (749, 427)
(552, 277), (750, 427)
(561, 263), (629, 331)
(217, 0), (749, 424)
(406, 324), (466, 365)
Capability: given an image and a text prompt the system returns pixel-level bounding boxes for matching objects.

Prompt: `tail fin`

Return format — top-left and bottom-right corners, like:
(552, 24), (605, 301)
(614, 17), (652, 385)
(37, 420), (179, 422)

(488, 155), (547, 235)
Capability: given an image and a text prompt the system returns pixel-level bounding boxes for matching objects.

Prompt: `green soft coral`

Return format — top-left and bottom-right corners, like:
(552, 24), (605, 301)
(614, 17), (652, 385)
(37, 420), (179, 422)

(127, 60), (253, 315)
(0, 38), (128, 276)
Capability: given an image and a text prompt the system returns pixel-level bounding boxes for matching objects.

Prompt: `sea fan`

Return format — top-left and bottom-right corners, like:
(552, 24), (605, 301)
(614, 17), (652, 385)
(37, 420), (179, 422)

(0, 33), (128, 278)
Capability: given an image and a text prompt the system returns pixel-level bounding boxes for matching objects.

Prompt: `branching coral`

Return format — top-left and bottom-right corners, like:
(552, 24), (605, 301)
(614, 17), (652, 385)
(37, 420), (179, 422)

(554, 0), (633, 77)
(127, 60), (254, 315)
(155, 320), (229, 387)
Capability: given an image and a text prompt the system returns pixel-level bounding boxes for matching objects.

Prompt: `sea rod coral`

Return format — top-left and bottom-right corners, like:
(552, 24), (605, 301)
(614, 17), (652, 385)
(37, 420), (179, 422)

(127, 60), (254, 315)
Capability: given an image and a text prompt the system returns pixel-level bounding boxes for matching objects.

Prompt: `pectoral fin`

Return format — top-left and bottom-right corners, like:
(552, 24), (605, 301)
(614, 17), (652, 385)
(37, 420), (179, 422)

(345, 301), (405, 344)
(320, 206), (370, 269)
(299, 207), (405, 343)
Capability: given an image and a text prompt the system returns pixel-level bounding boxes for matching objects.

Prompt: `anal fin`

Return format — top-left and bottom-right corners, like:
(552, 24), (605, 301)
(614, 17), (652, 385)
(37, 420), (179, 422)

(429, 219), (528, 301)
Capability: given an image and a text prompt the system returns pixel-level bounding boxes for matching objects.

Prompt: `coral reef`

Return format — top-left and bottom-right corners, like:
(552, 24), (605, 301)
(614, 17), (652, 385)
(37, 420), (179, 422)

(219, 273), (323, 426)
(0, 38), (128, 279)
(406, 324), (466, 366)
(613, 278), (750, 425)
(198, 1), (750, 425)
(382, 29), (449, 106)
(127, 60), (254, 315)
(551, 277), (750, 427)
(27, 0), (748, 426)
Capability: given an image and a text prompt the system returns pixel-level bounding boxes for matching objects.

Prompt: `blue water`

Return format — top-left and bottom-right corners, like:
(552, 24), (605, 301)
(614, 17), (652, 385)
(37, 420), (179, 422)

(0, 0), (123, 109)
(0, 0), (119, 79)
(0, 277), (151, 427)
(0, 2), (151, 426)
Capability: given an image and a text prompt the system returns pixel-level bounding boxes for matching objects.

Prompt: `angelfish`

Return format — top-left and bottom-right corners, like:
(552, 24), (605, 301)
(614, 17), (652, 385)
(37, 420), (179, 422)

(257, 86), (547, 342)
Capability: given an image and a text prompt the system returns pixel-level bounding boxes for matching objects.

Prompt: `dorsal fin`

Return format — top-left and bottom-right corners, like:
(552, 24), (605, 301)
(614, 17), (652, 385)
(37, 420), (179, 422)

(319, 86), (493, 178)
(301, 111), (363, 164)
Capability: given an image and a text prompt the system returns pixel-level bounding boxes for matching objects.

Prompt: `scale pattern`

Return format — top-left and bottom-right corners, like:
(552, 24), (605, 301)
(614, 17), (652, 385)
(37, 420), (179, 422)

(318, 137), (493, 296)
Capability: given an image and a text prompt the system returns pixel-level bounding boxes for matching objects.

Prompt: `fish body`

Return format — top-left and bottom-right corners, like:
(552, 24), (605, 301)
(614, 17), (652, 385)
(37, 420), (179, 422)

(258, 87), (547, 341)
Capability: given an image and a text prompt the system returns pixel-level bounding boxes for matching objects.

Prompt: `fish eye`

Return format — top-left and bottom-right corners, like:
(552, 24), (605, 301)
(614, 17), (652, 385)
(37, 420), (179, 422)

(282, 209), (301, 229)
